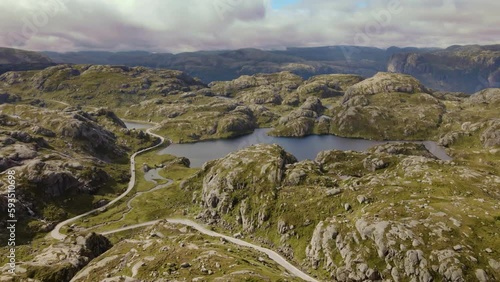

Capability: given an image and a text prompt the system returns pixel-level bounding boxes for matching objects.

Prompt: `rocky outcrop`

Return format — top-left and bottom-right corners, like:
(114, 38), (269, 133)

(236, 86), (284, 105)
(283, 160), (331, 187)
(0, 233), (112, 282)
(297, 74), (364, 99)
(209, 71), (303, 97)
(343, 72), (430, 104)
(24, 160), (82, 197)
(65, 222), (299, 281)
(217, 106), (257, 134)
(59, 112), (127, 159)
(369, 142), (437, 158)
(480, 119), (500, 148)
(304, 215), (485, 282)
(468, 88), (500, 105)
(438, 119), (500, 148)
(0, 104), (148, 240)
(331, 73), (444, 140)
(198, 144), (296, 231)
(270, 97), (325, 137)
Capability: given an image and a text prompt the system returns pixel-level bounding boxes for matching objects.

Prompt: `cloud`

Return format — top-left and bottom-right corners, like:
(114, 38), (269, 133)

(0, 0), (498, 52)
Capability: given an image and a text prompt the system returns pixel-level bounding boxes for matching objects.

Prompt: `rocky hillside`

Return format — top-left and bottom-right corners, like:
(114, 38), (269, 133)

(0, 233), (112, 282)
(182, 138), (499, 281)
(388, 44), (500, 93)
(329, 72), (444, 140)
(2, 66), (498, 143)
(43, 45), (499, 92)
(0, 102), (156, 242)
(0, 47), (55, 75)
(69, 222), (303, 281)
(0, 64), (206, 108)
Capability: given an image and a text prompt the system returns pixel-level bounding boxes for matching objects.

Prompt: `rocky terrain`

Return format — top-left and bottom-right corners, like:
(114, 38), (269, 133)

(388, 45), (500, 93)
(184, 139), (498, 281)
(327, 72), (445, 140)
(0, 233), (112, 281)
(1, 64), (498, 143)
(0, 64), (498, 281)
(0, 101), (157, 243)
(71, 222), (303, 282)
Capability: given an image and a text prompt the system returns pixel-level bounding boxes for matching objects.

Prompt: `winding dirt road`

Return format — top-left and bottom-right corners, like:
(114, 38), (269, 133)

(101, 219), (318, 282)
(50, 126), (165, 241)
(49, 123), (318, 281)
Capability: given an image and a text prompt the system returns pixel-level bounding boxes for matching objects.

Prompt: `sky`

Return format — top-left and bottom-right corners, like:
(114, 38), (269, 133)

(0, 0), (498, 53)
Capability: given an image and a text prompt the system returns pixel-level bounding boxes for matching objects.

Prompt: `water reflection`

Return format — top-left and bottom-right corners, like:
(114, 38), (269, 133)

(159, 128), (451, 168)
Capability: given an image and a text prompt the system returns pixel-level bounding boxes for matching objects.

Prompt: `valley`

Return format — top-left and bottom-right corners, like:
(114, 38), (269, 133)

(0, 63), (499, 281)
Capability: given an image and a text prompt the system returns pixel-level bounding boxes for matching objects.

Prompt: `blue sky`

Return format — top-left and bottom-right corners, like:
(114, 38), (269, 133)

(271, 0), (301, 10)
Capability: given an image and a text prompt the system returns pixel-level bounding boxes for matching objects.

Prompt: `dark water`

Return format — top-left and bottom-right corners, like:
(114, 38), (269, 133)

(124, 121), (154, 130)
(159, 128), (451, 168)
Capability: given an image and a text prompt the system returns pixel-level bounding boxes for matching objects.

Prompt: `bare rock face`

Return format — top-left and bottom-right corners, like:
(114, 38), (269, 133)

(305, 221), (339, 269)
(387, 45), (500, 93)
(469, 88), (500, 105)
(480, 119), (500, 148)
(304, 216), (471, 282)
(362, 157), (389, 172)
(199, 144), (297, 231)
(369, 142), (436, 158)
(25, 160), (81, 197)
(92, 108), (127, 128)
(59, 112), (126, 158)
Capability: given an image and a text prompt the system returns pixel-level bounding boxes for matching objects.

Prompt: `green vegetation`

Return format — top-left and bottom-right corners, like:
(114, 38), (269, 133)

(0, 67), (498, 282)
(71, 223), (303, 281)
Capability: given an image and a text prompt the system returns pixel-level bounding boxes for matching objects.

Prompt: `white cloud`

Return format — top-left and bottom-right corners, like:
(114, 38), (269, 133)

(0, 0), (498, 52)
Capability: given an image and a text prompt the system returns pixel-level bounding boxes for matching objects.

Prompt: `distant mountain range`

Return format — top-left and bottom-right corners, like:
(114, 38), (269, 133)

(388, 45), (500, 93)
(41, 46), (436, 84)
(1, 44), (498, 93)
(0, 47), (55, 74)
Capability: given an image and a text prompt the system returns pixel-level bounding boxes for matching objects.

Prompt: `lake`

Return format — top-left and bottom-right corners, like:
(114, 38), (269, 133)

(157, 128), (451, 168)
(124, 121), (154, 130)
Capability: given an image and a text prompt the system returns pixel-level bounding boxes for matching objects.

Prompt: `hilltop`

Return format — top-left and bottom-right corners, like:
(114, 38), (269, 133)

(0, 48), (55, 75)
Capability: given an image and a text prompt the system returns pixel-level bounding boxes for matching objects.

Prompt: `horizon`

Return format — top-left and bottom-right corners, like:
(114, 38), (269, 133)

(0, 0), (499, 53)
(5, 43), (499, 55)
